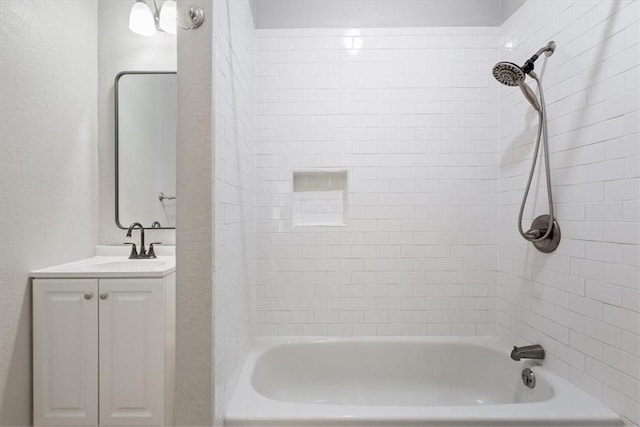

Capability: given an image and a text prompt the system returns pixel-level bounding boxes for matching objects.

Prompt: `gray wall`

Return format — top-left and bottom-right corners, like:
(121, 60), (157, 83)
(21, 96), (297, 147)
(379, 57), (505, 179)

(98, 0), (176, 245)
(175, 0), (215, 424)
(251, 0), (526, 28)
(501, 0), (527, 22)
(0, 1), (98, 425)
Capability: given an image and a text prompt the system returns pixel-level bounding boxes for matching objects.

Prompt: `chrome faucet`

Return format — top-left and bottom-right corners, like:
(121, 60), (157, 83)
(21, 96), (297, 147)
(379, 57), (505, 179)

(125, 222), (161, 259)
(511, 344), (545, 361)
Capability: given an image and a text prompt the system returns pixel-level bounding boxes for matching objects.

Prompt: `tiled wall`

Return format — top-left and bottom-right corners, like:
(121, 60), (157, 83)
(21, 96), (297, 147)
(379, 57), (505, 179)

(213, 2), (638, 423)
(497, 0), (639, 424)
(213, 0), (255, 423)
(254, 27), (501, 337)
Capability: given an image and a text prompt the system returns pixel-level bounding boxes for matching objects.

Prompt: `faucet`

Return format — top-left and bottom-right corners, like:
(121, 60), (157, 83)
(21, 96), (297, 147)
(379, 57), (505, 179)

(511, 344), (545, 361)
(126, 222), (146, 258)
(125, 222), (161, 259)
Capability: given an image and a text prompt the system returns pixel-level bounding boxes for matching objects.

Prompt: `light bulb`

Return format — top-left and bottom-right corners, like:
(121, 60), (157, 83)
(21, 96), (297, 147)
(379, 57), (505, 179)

(159, 0), (177, 34)
(129, 0), (156, 36)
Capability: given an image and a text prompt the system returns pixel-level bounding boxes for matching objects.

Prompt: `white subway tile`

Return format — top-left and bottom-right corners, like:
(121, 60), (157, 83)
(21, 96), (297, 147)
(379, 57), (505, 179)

(586, 280), (623, 305)
(250, 8), (640, 420)
(603, 305), (640, 334)
(602, 345), (640, 380)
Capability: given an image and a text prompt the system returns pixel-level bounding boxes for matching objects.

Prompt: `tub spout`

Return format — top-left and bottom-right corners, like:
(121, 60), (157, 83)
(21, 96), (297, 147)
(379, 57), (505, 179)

(511, 344), (545, 361)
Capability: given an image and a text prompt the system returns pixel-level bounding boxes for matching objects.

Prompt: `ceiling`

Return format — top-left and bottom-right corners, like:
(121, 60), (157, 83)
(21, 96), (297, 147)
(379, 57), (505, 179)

(251, 0), (527, 29)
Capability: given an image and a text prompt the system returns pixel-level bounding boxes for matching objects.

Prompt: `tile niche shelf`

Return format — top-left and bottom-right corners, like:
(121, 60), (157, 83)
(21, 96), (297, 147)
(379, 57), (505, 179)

(292, 170), (348, 227)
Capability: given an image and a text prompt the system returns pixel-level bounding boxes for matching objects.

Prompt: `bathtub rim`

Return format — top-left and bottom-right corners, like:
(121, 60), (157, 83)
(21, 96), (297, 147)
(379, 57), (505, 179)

(224, 336), (624, 427)
(249, 336), (556, 406)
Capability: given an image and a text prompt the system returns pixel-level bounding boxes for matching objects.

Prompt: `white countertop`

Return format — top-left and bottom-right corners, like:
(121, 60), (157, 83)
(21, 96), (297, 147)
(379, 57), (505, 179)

(31, 255), (176, 279)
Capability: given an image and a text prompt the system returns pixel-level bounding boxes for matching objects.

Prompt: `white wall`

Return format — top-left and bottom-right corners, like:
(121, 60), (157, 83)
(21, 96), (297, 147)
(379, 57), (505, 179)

(98, 0), (176, 244)
(254, 27), (500, 337)
(497, 0), (639, 424)
(0, 1), (98, 425)
(213, 0), (256, 424)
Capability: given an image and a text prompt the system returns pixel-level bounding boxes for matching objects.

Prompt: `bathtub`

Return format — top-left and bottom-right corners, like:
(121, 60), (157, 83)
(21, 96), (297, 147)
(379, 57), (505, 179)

(225, 337), (623, 427)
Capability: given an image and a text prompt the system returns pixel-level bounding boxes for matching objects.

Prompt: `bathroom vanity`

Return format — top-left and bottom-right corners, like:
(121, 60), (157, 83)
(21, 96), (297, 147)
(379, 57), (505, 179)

(31, 254), (175, 426)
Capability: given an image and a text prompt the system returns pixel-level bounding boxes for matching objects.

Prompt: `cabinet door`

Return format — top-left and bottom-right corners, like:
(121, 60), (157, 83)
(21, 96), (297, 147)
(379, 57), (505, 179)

(98, 279), (165, 426)
(33, 279), (99, 426)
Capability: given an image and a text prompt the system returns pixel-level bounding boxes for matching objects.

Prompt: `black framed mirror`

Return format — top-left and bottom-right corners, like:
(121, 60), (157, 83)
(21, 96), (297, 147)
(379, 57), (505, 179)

(115, 71), (176, 229)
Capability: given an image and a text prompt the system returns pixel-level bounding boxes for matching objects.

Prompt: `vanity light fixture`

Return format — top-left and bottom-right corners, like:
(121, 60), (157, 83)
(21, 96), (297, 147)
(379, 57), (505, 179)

(129, 0), (204, 36)
(158, 0), (177, 34)
(129, 0), (157, 36)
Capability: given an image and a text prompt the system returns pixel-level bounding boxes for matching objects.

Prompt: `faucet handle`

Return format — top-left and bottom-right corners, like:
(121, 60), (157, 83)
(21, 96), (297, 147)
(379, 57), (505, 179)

(148, 242), (162, 258)
(124, 242), (138, 259)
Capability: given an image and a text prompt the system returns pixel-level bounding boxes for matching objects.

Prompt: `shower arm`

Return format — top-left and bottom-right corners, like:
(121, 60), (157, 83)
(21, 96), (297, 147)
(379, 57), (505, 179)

(517, 72), (555, 242)
(522, 42), (556, 75)
(535, 42), (556, 58)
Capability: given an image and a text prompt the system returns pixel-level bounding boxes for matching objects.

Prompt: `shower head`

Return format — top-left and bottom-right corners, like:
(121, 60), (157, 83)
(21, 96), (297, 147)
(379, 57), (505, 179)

(496, 41), (556, 80)
(492, 61), (525, 87)
(492, 62), (541, 111)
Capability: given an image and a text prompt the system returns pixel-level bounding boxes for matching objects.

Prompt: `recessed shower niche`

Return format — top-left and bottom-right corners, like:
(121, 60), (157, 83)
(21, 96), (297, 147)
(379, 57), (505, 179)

(292, 170), (348, 227)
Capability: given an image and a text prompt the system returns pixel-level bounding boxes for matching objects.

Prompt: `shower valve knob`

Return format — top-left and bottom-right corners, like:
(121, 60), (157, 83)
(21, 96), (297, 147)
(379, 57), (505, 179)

(525, 228), (546, 239)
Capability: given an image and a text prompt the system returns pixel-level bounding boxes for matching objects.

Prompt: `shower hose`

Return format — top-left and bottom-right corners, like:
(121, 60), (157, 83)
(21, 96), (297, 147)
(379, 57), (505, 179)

(518, 72), (555, 242)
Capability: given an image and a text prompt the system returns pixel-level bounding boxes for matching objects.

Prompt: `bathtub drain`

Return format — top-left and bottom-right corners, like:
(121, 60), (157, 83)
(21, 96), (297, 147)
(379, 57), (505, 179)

(521, 368), (536, 389)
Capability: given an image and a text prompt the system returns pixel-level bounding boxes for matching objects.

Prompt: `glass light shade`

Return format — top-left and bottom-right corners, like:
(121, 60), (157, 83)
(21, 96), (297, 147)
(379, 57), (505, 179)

(129, 1), (156, 36)
(159, 1), (177, 34)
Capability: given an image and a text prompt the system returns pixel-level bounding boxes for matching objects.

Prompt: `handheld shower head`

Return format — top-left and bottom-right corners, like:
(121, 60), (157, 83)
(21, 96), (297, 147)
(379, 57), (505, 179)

(492, 42), (560, 253)
(517, 80), (541, 111)
(492, 61), (541, 111)
(492, 61), (525, 86)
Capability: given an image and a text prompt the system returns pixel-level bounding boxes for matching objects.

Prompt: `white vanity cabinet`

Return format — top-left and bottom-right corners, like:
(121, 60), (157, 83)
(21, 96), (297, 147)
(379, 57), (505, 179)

(32, 258), (175, 427)
(33, 279), (99, 426)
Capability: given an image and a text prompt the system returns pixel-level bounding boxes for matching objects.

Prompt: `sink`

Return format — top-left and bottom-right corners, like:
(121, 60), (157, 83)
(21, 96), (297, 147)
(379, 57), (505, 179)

(31, 256), (175, 278)
(79, 259), (168, 272)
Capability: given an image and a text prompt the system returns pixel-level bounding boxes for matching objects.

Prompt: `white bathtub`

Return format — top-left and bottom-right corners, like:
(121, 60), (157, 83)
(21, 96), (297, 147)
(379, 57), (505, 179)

(225, 337), (623, 427)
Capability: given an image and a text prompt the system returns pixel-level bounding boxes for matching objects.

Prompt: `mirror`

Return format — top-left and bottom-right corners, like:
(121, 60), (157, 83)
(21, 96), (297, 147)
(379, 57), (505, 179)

(115, 72), (176, 229)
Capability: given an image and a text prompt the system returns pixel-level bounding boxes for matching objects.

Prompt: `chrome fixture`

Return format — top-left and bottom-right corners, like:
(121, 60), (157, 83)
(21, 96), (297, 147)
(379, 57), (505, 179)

(180, 6), (205, 30)
(125, 222), (162, 259)
(492, 62), (540, 110)
(158, 192), (176, 202)
(511, 344), (545, 361)
(492, 41), (561, 253)
(492, 41), (555, 111)
(151, 221), (162, 228)
(129, 0), (204, 36)
(521, 368), (536, 389)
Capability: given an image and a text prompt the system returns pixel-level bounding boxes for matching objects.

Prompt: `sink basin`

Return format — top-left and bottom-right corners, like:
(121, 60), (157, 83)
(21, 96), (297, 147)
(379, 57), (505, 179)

(80, 260), (168, 272)
(31, 256), (175, 278)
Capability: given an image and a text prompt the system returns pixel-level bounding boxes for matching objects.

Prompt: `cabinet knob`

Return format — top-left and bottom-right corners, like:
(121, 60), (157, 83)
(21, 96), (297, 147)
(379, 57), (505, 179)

(84, 292), (93, 300)
(99, 293), (108, 300)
